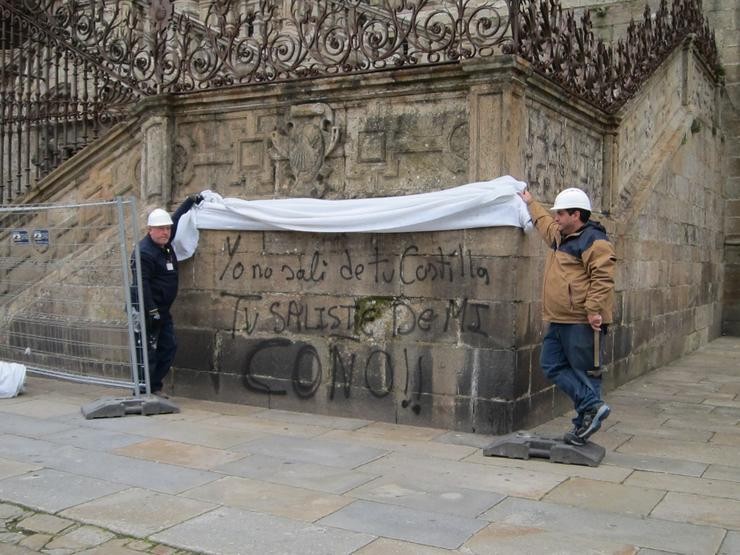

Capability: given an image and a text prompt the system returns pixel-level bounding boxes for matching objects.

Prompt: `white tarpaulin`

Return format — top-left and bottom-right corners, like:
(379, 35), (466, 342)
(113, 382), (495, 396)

(173, 175), (532, 261)
(0, 361), (26, 398)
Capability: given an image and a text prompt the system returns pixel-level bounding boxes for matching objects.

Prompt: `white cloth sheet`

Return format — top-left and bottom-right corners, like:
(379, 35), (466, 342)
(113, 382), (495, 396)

(0, 361), (26, 398)
(173, 175), (532, 261)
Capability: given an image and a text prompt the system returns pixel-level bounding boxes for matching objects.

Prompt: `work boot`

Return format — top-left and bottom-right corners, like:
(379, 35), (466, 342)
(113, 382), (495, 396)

(576, 402), (611, 441)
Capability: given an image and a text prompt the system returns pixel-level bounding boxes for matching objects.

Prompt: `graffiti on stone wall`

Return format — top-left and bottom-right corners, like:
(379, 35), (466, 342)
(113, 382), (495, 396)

(211, 233), (509, 413)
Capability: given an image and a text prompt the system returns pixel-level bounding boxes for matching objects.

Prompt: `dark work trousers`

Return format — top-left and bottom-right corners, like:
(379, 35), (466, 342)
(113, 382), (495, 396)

(138, 312), (177, 392)
(540, 322), (604, 427)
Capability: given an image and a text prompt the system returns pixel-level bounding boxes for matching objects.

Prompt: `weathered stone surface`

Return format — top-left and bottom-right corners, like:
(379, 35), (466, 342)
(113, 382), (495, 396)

(151, 506), (374, 554)
(317, 500), (486, 549)
(482, 497), (725, 554)
(60, 488), (216, 537)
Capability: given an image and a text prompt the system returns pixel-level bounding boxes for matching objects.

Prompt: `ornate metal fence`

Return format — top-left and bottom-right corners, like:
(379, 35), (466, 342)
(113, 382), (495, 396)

(0, 0), (721, 204)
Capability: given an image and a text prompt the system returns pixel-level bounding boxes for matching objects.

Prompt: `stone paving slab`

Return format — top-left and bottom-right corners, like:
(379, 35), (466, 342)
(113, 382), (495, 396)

(321, 429), (479, 461)
(433, 430), (494, 449)
(650, 491), (740, 530)
(172, 397), (266, 417)
(45, 525), (116, 551)
(249, 408), (372, 430)
(602, 455), (706, 484)
(703, 463), (740, 482)
(0, 399), (81, 419)
(463, 522), (639, 554)
(60, 488), (217, 537)
(357, 452), (566, 499)
(98, 419), (267, 449)
(112, 439), (246, 470)
(0, 412), (76, 438)
(232, 434), (389, 468)
(181, 475), (352, 521)
(543, 477), (665, 517)
(0, 435), (220, 494)
(719, 531), (740, 555)
(317, 499), (486, 549)
(606, 422), (714, 442)
(617, 436), (739, 466)
(346, 475), (505, 518)
(354, 537), (451, 554)
(0, 469), (128, 513)
(17, 513), (74, 534)
(0, 458), (41, 481)
(663, 418), (740, 436)
(481, 497), (725, 554)
(352, 422), (447, 442)
(151, 505), (375, 555)
(710, 432), (740, 446)
(38, 427), (146, 452)
(215, 453), (379, 494)
(625, 469), (740, 500)
(203, 414), (332, 438)
(461, 448), (634, 483)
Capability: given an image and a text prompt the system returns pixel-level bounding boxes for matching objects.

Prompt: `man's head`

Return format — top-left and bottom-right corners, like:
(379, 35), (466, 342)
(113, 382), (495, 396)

(550, 188), (592, 235)
(147, 208), (173, 246)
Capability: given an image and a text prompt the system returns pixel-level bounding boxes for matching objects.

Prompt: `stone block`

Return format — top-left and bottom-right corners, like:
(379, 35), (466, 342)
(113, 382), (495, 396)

(464, 227), (525, 257)
(454, 347), (517, 399)
(172, 366), (270, 408)
(469, 398), (514, 435)
(173, 327), (215, 372)
(512, 387), (556, 431)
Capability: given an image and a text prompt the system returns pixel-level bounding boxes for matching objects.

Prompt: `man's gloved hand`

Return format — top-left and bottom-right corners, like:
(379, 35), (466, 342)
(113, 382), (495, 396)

(189, 193), (204, 205)
(146, 308), (161, 331)
(146, 308), (161, 349)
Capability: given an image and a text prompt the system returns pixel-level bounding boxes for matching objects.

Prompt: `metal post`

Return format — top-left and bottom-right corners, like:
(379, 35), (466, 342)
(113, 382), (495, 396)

(117, 197), (141, 397)
(129, 196), (152, 396)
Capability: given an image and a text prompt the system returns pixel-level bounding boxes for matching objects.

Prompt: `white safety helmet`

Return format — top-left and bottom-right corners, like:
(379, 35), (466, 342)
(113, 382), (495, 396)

(147, 208), (173, 227)
(550, 188), (592, 212)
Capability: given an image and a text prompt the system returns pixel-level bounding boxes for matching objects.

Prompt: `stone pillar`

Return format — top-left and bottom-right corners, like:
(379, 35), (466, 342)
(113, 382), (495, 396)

(138, 96), (175, 208)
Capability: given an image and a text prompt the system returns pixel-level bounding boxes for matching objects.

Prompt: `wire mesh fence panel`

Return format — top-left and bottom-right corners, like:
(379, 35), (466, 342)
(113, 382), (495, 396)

(0, 197), (147, 392)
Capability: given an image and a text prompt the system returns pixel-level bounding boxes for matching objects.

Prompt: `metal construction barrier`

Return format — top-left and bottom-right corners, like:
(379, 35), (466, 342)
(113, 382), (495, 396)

(0, 197), (177, 416)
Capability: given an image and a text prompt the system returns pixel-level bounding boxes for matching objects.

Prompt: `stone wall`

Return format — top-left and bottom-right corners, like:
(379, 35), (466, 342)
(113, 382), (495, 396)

(563, 0), (740, 334)
(122, 43), (722, 434)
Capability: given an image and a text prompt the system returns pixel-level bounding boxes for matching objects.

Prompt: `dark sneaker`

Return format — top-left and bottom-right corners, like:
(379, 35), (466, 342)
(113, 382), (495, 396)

(577, 403), (611, 441)
(563, 430), (587, 446)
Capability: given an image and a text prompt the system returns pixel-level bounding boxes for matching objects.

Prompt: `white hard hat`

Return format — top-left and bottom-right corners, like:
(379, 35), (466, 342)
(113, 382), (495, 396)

(550, 188), (592, 212)
(147, 208), (173, 227)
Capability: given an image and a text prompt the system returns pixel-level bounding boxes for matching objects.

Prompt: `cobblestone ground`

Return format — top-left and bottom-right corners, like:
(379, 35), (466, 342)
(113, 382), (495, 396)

(0, 502), (195, 555)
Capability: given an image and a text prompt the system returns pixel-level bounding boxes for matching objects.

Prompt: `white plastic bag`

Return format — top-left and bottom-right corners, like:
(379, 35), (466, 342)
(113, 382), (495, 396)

(0, 361), (26, 398)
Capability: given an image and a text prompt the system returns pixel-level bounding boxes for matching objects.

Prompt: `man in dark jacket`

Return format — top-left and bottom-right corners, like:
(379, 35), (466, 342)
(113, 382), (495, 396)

(520, 187), (616, 445)
(132, 195), (201, 396)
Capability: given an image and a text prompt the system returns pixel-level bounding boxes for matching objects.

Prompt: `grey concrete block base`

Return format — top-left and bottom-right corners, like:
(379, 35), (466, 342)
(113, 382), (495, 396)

(482, 431), (605, 467)
(80, 396), (180, 419)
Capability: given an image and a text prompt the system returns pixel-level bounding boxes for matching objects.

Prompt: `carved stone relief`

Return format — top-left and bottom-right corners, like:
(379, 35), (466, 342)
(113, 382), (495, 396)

(172, 140), (194, 188)
(269, 103), (341, 198)
(524, 103), (603, 210)
(345, 102), (469, 195)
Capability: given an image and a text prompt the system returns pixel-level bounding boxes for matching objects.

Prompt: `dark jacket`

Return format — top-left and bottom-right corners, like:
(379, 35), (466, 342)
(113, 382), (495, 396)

(132, 198), (195, 315)
(529, 200), (616, 324)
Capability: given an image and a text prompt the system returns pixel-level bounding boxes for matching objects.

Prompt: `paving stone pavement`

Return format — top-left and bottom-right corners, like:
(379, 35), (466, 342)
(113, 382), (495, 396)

(0, 337), (738, 554)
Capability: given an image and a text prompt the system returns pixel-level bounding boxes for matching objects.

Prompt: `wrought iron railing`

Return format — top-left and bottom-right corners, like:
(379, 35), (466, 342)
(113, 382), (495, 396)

(0, 0), (721, 204)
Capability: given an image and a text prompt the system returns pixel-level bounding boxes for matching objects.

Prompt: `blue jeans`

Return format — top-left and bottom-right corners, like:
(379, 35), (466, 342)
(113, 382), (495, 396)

(541, 323), (604, 427)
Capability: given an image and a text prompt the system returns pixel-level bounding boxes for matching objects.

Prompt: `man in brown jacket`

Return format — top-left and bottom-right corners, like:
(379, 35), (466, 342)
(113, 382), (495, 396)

(520, 187), (616, 445)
